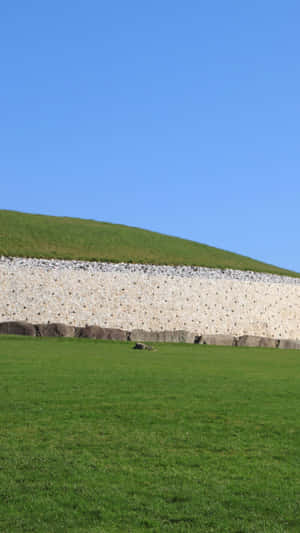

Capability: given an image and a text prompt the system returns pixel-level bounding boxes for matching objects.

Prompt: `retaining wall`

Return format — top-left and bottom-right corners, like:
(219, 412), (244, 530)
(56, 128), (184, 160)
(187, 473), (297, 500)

(1, 257), (300, 341)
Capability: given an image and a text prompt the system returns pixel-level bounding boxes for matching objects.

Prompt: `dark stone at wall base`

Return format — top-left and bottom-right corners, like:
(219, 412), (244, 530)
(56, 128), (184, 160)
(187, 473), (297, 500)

(130, 329), (196, 343)
(198, 334), (236, 346)
(0, 321), (36, 336)
(36, 323), (76, 337)
(279, 339), (300, 350)
(0, 321), (298, 350)
(75, 326), (83, 337)
(77, 325), (128, 341)
(237, 335), (278, 348)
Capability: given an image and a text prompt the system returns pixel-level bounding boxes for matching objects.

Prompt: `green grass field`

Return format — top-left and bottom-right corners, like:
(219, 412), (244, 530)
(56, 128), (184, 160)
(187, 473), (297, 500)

(1, 209), (299, 276)
(1, 336), (300, 532)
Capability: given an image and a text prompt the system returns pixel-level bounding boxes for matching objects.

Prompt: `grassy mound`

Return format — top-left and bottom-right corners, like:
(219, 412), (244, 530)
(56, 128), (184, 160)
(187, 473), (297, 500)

(0, 209), (298, 276)
(1, 336), (300, 532)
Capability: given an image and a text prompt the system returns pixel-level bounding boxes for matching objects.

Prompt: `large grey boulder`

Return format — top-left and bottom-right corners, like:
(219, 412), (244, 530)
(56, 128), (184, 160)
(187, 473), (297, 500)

(0, 321), (36, 336)
(77, 326), (128, 341)
(198, 334), (236, 346)
(130, 329), (196, 343)
(36, 323), (76, 337)
(133, 342), (155, 351)
(237, 335), (278, 348)
(278, 339), (300, 350)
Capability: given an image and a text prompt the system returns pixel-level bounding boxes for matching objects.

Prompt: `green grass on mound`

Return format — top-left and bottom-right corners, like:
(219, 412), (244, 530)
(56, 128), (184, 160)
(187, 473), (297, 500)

(1, 336), (300, 532)
(1, 209), (298, 276)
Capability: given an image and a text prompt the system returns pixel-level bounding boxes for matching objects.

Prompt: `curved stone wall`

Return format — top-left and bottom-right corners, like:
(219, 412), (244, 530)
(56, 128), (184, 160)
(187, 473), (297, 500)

(1, 257), (300, 341)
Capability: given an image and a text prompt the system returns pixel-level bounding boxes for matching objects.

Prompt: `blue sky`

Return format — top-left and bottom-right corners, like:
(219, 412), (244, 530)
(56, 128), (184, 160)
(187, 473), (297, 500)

(1, 1), (299, 271)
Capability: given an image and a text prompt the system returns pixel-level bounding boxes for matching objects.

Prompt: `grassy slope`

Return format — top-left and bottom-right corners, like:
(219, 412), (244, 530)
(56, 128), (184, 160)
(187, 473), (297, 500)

(1, 336), (300, 532)
(1, 209), (298, 276)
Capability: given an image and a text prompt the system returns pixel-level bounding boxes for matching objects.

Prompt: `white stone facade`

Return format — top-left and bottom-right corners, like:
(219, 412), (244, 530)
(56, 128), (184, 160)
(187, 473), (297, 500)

(1, 257), (300, 340)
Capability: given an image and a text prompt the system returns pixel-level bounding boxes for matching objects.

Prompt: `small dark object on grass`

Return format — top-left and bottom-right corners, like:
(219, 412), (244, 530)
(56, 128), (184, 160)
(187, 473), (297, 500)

(133, 342), (156, 351)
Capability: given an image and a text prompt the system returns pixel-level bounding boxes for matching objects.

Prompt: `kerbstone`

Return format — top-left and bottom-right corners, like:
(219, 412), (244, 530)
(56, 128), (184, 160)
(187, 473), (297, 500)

(78, 326), (128, 341)
(130, 329), (196, 343)
(0, 321), (36, 336)
(36, 323), (76, 337)
(279, 339), (300, 350)
(198, 334), (236, 346)
(237, 335), (278, 348)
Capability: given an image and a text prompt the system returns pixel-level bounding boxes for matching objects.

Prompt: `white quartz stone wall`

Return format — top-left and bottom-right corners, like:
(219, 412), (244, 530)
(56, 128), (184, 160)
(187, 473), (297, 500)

(1, 257), (300, 340)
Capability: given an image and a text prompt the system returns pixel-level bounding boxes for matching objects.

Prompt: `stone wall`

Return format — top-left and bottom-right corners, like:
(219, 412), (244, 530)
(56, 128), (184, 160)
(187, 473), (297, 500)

(1, 257), (300, 341)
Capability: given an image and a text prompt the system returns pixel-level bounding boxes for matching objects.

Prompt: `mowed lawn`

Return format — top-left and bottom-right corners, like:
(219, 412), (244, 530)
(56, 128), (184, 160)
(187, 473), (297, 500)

(0, 338), (300, 533)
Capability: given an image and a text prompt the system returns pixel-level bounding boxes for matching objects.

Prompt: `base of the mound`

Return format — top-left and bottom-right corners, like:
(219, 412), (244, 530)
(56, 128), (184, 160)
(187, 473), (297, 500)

(0, 321), (299, 350)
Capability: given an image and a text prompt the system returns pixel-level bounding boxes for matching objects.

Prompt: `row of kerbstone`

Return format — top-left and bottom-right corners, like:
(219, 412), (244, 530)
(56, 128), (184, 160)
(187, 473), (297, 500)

(0, 321), (299, 350)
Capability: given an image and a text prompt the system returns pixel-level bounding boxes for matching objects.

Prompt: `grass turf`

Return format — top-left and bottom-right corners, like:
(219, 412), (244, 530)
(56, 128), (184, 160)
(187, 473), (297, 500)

(0, 336), (300, 532)
(1, 209), (299, 276)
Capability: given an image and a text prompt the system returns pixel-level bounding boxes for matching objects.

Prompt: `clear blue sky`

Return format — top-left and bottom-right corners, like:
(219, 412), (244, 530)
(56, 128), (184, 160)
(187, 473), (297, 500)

(1, 1), (299, 271)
